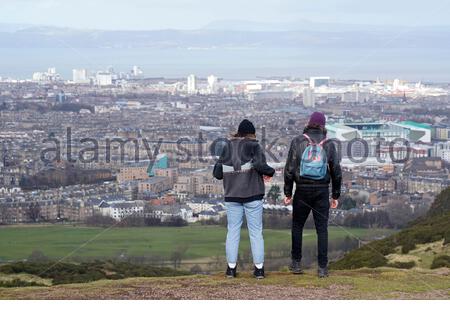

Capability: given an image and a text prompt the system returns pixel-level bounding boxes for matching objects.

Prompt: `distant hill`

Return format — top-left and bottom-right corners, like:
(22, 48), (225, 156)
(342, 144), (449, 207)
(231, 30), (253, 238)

(331, 187), (450, 270)
(0, 24), (449, 49)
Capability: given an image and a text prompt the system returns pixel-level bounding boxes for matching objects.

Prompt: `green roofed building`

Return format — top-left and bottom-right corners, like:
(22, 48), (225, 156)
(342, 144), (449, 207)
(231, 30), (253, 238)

(397, 121), (432, 143)
(399, 121), (432, 130)
(148, 153), (169, 176)
(326, 121), (432, 143)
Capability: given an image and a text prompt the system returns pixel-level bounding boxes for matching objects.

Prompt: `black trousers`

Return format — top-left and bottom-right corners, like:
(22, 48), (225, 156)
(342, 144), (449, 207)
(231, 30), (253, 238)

(291, 187), (330, 268)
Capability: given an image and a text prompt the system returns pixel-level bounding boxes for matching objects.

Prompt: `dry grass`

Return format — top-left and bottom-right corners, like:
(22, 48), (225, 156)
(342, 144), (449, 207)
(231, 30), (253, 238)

(0, 268), (448, 300)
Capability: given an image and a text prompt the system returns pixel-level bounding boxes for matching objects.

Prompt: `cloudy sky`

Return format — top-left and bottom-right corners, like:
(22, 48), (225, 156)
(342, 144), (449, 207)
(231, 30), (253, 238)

(0, 0), (449, 30)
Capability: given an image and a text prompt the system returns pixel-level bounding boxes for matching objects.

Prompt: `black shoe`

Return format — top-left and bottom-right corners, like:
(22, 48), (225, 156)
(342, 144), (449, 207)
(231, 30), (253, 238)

(318, 266), (329, 278)
(226, 265), (237, 278)
(289, 259), (304, 274)
(253, 266), (265, 279)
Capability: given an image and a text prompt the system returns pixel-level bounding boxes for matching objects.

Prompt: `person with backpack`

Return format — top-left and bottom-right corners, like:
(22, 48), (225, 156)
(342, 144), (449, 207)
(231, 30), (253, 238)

(213, 119), (275, 279)
(283, 112), (342, 278)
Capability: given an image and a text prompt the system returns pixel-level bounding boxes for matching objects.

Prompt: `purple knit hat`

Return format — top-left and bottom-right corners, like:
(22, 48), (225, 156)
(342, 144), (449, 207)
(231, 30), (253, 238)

(308, 112), (326, 127)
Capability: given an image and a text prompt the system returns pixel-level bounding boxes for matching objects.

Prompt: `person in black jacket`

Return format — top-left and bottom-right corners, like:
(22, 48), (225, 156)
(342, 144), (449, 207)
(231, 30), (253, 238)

(213, 119), (275, 279)
(283, 112), (342, 278)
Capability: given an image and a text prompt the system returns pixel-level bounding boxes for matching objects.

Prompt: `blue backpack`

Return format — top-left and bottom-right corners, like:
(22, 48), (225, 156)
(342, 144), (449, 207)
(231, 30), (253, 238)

(299, 134), (328, 180)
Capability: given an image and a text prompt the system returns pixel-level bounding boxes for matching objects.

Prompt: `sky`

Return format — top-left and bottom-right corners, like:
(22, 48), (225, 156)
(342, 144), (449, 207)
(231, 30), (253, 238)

(0, 0), (450, 30)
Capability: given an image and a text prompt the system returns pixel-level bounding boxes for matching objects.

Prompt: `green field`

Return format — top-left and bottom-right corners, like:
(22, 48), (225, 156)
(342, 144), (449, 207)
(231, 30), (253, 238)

(0, 225), (393, 263)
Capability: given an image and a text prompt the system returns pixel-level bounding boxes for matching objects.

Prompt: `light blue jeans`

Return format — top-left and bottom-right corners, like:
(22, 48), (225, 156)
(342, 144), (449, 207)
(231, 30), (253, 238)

(225, 200), (264, 265)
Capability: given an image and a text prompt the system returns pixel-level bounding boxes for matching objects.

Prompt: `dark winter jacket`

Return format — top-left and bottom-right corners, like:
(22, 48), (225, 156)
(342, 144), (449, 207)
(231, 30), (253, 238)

(284, 127), (342, 199)
(213, 137), (275, 203)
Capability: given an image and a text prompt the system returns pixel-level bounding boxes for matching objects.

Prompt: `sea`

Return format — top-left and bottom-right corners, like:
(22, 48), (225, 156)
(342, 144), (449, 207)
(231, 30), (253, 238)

(1, 46), (449, 82)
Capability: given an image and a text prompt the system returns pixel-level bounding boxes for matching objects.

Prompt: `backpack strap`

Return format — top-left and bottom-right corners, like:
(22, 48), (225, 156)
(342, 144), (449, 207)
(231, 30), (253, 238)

(302, 133), (314, 145)
(318, 138), (327, 146)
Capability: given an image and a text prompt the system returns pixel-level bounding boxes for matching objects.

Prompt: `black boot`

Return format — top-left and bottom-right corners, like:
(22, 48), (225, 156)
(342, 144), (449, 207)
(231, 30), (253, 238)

(289, 259), (304, 274)
(253, 266), (265, 279)
(318, 266), (329, 278)
(226, 265), (237, 278)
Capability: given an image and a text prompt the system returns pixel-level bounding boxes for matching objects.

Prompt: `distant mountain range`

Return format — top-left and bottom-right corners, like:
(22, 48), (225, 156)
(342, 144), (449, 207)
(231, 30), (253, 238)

(0, 21), (449, 49)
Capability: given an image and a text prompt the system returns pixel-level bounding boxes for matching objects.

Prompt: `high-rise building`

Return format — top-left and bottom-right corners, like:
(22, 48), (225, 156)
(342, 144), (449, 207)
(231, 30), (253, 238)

(31, 68), (60, 82)
(96, 72), (112, 86)
(72, 69), (88, 84)
(303, 87), (315, 107)
(187, 74), (197, 94)
(56, 91), (66, 104)
(393, 78), (401, 91)
(47, 67), (56, 75)
(131, 66), (144, 78)
(32, 72), (44, 82)
(97, 73), (112, 86)
(207, 75), (218, 94)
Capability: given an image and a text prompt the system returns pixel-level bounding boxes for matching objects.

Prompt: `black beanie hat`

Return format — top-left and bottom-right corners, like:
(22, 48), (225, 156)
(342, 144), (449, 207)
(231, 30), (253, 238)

(237, 119), (256, 135)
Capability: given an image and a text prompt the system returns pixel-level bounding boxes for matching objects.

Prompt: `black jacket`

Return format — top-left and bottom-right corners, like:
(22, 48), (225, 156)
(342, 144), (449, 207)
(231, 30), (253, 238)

(213, 137), (275, 203)
(284, 127), (342, 199)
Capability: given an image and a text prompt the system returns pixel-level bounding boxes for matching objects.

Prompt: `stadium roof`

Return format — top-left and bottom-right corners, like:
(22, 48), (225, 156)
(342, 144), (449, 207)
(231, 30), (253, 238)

(399, 121), (432, 129)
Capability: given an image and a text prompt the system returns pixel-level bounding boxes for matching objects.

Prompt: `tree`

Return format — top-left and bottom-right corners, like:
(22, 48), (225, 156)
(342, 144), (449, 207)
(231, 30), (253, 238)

(26, 202), (41, 223)
(267, 185), (282, 204)
(85, 214), (116, 227)
(386, 200), (415, 229)
(190, 264), (203, 274)
(164, 216), (188, 227)
(27, 250), (50, 262)
(170, 244), (189, 269)
(340, 195), (357, 210)
(0, 205), (13, 224)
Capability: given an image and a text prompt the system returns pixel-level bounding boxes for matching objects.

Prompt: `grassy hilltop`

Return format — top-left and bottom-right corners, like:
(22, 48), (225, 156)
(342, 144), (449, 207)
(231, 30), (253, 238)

(0, 268), (448, 299)
(331, 187), (450, 270)
(0, 189), (449, 299)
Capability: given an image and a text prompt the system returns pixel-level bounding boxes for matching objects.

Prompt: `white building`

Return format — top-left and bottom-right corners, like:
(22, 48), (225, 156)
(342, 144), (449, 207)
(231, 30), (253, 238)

(187, 74), (197, 94)
(186, 201), (215, 214)
(96, 72), (113, 86)
(149, 205), (195, 223)
(98, 200), (144, 221)
(32, 72), (45, 82)
(131, 66), (144, 78)
(432, 141), (450, 163)
(303, 87), (315, 107)
(31, 67), (60, 82)
(47, 67), (56, 75)
(207, 74), (219, 94)
(72, 69), (88, 84)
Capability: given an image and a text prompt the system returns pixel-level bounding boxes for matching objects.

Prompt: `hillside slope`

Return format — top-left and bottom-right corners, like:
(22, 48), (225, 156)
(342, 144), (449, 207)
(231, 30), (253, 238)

(0, 269), (448, 300)
(331, 187), (450, 270)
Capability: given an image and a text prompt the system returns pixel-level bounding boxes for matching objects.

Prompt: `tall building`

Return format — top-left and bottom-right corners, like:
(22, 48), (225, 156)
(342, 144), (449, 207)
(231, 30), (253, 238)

(187, 74), (197, 94)
(303, 87), (315, 107)
(32, 67), (60, 82)
(131, 66), (144, 78)
(47, 67), (56, 75)
(56, 91), (66, 104)
(207, 75), (218, 94)
(96, 72), (112, 86)
(72, 69), (88, 84)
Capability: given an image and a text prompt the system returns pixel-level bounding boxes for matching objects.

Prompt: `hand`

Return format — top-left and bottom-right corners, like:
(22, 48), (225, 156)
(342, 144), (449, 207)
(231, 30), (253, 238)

(284, 196), (292, 206)
(330, 199), (339, 209)
(263, 175), (272, 183)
